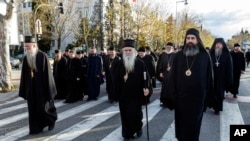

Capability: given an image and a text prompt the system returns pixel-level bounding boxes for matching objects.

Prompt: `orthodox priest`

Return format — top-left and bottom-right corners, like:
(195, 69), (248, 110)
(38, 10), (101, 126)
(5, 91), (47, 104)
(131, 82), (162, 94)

(114, 39), (152, 140)
(19, 36), (57, 134)
(104, 47), (121, 103)
(230, 43), (245, 98)
(210, 38), (233, 114)
(156, 42), (176, 107)
(166, 28), (214, 141)
(53, 49), (68, 99)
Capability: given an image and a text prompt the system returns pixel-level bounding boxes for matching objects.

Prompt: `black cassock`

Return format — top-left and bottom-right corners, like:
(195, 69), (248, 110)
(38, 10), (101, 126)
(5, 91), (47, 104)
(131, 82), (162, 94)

(53, 56), (68, 99)
(156, 52), (176, 105)
(210, 51), (233, 112)
(87, 55), (103, 100)
(65, 58), (84, 103)
(230, 51), (245, 95)
(19, 51), (57, 134)
(114, 58), (152, 139)
(166, 50), (214, 141)
(104, 56), (121, 102)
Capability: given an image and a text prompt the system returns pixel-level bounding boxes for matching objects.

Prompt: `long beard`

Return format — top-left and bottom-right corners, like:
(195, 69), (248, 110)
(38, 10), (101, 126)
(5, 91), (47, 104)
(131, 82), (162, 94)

(123, 51), (136, 73)
(183, 43), (199, 56)
(26, 48), (38, 71)
(215, 48), (222, 57)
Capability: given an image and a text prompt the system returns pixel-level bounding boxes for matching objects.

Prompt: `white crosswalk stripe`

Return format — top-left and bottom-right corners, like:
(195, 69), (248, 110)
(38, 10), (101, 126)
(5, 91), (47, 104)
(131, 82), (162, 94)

(0, 94), (248, 141)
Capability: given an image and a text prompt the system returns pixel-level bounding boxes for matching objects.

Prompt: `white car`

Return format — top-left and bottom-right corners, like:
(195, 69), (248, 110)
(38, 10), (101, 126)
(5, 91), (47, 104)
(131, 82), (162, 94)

(10, 57), (20, 69)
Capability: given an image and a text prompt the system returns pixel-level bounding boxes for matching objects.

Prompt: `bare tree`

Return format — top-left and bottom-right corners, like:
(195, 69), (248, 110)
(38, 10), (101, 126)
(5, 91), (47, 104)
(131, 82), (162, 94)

(0, 0), (15, 91)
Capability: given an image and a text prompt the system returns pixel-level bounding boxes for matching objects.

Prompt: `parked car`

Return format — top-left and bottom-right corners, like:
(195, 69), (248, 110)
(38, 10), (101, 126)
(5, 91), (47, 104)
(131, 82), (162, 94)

(15, 54), (24, 62)
(10, 57), (21, 69)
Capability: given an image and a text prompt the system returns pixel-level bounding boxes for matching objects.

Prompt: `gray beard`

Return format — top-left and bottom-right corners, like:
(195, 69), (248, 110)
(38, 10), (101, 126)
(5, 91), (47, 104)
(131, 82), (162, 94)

(123, 51), (136, 73)
(26, 48), (38, 71)
(215, 48), (222, 57)
(183, 43), (199, 56)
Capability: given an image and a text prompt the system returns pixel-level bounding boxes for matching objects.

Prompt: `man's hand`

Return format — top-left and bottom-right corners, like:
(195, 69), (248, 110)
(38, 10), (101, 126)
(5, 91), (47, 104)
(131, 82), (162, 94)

(143, 88), (149, 96)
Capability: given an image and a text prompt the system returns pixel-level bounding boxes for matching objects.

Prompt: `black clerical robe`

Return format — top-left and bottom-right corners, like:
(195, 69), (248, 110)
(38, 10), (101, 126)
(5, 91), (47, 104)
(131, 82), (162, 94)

(19, 50), (57, 134)
(87, 54), (103, 100)
(114, 58), (152, 139)
(104, 55), (121, 102)
(156, 52), (176, 105)
(230, 51), (245, 95)
(166, 50), (214, 141)
(210, 52), (233, 112)
(53, 56), (67, 99)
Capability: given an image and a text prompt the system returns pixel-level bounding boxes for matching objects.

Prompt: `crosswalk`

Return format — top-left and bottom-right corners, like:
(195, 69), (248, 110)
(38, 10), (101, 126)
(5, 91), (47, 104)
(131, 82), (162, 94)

(0, 92), (248, 141)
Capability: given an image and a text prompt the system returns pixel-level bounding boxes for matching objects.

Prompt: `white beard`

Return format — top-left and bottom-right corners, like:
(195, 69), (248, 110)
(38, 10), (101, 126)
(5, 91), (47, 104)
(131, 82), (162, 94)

(26, 48), (38, 71)
(123, 50), (136, 73)
(215, 48), (222, 57)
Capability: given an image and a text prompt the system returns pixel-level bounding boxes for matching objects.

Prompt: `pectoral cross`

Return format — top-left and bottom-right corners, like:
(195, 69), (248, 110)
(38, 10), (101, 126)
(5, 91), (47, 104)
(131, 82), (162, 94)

(215, 61), (220, 67)
(31, 70), (34, 78)
(124, 71), (129, 82)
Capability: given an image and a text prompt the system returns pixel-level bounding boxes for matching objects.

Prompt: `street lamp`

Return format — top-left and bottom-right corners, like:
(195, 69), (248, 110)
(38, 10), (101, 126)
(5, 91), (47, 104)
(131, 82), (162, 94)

(33, 3), (63, 43)
(175, 0), (188, 48)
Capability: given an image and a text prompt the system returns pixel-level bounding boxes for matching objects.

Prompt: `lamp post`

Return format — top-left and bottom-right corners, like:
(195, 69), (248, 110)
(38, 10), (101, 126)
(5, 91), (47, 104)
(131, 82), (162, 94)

(33, 3), (63, 43)
(175, 0), (188, 48)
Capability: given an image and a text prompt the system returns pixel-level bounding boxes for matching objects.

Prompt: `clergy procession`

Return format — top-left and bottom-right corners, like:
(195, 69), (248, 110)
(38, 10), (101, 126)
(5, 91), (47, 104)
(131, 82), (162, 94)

(0, 28), (249, 141)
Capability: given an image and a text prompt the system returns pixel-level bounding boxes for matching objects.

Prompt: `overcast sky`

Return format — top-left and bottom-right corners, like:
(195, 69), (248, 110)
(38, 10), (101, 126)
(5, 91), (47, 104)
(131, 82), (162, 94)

(169, 0), (250, 41)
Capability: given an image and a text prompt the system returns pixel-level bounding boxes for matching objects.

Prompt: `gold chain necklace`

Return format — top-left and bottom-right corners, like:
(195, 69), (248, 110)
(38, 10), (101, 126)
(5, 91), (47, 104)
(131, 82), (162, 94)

(185, 55), (196, 76)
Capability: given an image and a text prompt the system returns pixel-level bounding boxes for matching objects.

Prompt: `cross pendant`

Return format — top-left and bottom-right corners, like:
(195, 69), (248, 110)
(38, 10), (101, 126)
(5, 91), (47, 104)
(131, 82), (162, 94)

(215, 62), (219, 67)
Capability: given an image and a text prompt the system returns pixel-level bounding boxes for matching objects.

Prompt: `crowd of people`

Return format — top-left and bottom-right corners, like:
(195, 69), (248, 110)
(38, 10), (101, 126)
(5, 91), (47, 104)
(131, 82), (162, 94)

(18, 28), (248, 140)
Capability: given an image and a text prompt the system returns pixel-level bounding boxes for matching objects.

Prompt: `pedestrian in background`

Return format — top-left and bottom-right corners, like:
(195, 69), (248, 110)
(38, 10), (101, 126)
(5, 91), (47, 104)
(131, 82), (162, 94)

(87, 47), (103, 101)
(165, 28), (214, 141)
(156, 42), (176, 107)
(137, 46), (156, 103)
(210, 38), (233, 115)
(114, 39), (152, 140)
(103, 46), (121, 103)
(53, 49), (68, 100)
(230, 43), (245, 98)
(19, 36), (57, 134)
(245, 49), (250, 67)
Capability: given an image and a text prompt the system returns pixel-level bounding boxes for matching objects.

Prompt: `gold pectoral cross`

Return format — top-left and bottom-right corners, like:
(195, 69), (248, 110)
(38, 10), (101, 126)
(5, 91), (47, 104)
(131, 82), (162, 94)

(124, 70), (129, 82)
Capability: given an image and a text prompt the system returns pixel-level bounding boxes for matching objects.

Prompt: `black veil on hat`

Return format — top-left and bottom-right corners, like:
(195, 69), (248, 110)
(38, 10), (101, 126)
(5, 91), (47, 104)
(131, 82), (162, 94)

(123, 39), (136, 48)
(210, 38), (229, 53)
(183, 28), (205, 52)
(24, 35), (36, 43)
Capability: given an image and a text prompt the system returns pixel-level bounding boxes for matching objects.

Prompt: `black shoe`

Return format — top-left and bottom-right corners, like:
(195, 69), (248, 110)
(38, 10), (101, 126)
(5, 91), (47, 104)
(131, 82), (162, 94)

(48, 124), (55, 131)
(233, 95), (237, 98)
(160, 103), (167, 107)
(136, 129), (142, 138)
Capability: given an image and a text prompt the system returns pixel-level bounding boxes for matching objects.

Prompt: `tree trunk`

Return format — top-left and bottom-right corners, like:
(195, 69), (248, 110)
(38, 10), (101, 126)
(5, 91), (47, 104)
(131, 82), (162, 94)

(0, 19), (12, 91)
(0, 0), (15, 91)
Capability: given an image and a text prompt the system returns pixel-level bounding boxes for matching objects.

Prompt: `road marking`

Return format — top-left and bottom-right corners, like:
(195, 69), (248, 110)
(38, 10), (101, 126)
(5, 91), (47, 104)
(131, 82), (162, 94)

(101, 99), (162, 141)
(0, 101), (65, 128)
(0, 97), (23, 106)
(160, 121), (177, 141)
(0, 103), (27, 115)
(0, 96), (108, 141)
(220, 101), (244, 141)
(45, 106), (119, 141)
